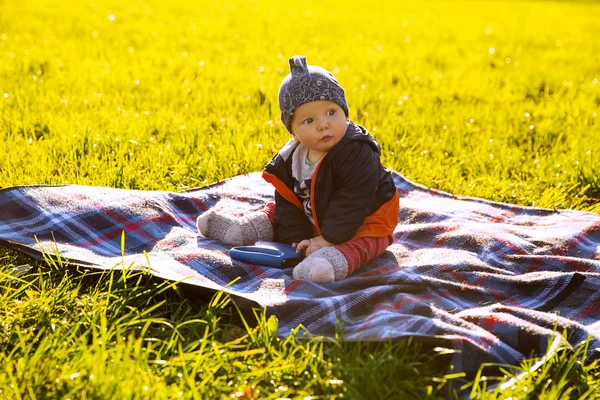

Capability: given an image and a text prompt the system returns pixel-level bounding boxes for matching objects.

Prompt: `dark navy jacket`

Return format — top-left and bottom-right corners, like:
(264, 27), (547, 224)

(262, 121), (399, 245)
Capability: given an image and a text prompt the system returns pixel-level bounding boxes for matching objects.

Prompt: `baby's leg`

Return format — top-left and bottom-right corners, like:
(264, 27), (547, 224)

(196, 202), (274, 246)
(293, 236), (393, 283)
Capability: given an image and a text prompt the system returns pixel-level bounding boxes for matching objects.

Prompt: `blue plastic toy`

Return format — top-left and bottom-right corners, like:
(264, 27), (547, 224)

(229, 241), (302, 268)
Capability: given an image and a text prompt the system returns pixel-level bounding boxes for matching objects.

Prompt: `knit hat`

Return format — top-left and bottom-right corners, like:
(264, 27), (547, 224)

(278, 56), (349, 133)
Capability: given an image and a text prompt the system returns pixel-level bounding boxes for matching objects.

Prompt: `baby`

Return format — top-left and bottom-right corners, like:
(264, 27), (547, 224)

(197, 55), (399, 283)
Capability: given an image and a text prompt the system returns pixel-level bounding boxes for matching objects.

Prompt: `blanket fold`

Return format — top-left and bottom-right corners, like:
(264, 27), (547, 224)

(1, 171), (600, 377)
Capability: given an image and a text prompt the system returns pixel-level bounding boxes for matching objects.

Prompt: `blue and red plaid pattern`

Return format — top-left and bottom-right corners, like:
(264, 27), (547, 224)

(1, 172), (600, 378)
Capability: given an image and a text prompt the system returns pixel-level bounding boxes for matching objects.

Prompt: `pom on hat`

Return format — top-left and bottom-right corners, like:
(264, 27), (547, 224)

(290, 56), (309, 75)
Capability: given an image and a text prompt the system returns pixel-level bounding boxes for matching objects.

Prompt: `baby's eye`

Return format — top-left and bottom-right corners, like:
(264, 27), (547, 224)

(327, 109), (336, 116)
(304, 118), (313, 124)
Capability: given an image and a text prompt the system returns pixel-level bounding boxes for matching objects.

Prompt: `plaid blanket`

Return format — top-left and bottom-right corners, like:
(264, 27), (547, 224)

(1, 172), (600, 378)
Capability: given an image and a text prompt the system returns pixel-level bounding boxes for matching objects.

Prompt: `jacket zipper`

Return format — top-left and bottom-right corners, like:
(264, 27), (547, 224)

(309, 155), (326, 236)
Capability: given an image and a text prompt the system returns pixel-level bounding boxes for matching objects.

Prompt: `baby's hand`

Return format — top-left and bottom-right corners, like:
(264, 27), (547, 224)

(294, 235), (333, 257)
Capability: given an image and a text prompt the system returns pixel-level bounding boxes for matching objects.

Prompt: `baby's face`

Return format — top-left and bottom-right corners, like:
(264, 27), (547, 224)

(290, 100), (348, 158)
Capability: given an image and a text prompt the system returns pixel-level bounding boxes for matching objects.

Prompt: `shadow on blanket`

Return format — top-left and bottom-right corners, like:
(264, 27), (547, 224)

(1, 171), (600, 379)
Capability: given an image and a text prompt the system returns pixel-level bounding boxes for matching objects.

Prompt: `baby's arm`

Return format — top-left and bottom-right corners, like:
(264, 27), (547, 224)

(319, 142), (381, 243)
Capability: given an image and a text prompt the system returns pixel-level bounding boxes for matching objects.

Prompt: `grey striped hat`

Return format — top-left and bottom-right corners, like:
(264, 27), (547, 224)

(278, 56), (349, 133)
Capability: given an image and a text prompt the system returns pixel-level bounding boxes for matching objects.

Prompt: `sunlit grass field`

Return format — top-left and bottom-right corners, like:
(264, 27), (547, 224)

(1, 0), (600, 398)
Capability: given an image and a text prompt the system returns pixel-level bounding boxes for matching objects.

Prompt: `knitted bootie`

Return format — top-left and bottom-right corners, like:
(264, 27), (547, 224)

(292, 246), (349, 283)
(197, 209), (273, 246)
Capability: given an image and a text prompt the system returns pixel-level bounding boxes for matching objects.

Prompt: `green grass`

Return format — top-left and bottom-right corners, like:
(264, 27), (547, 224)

(0, 248), (449, 399)
(1, 0), (600, 397)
